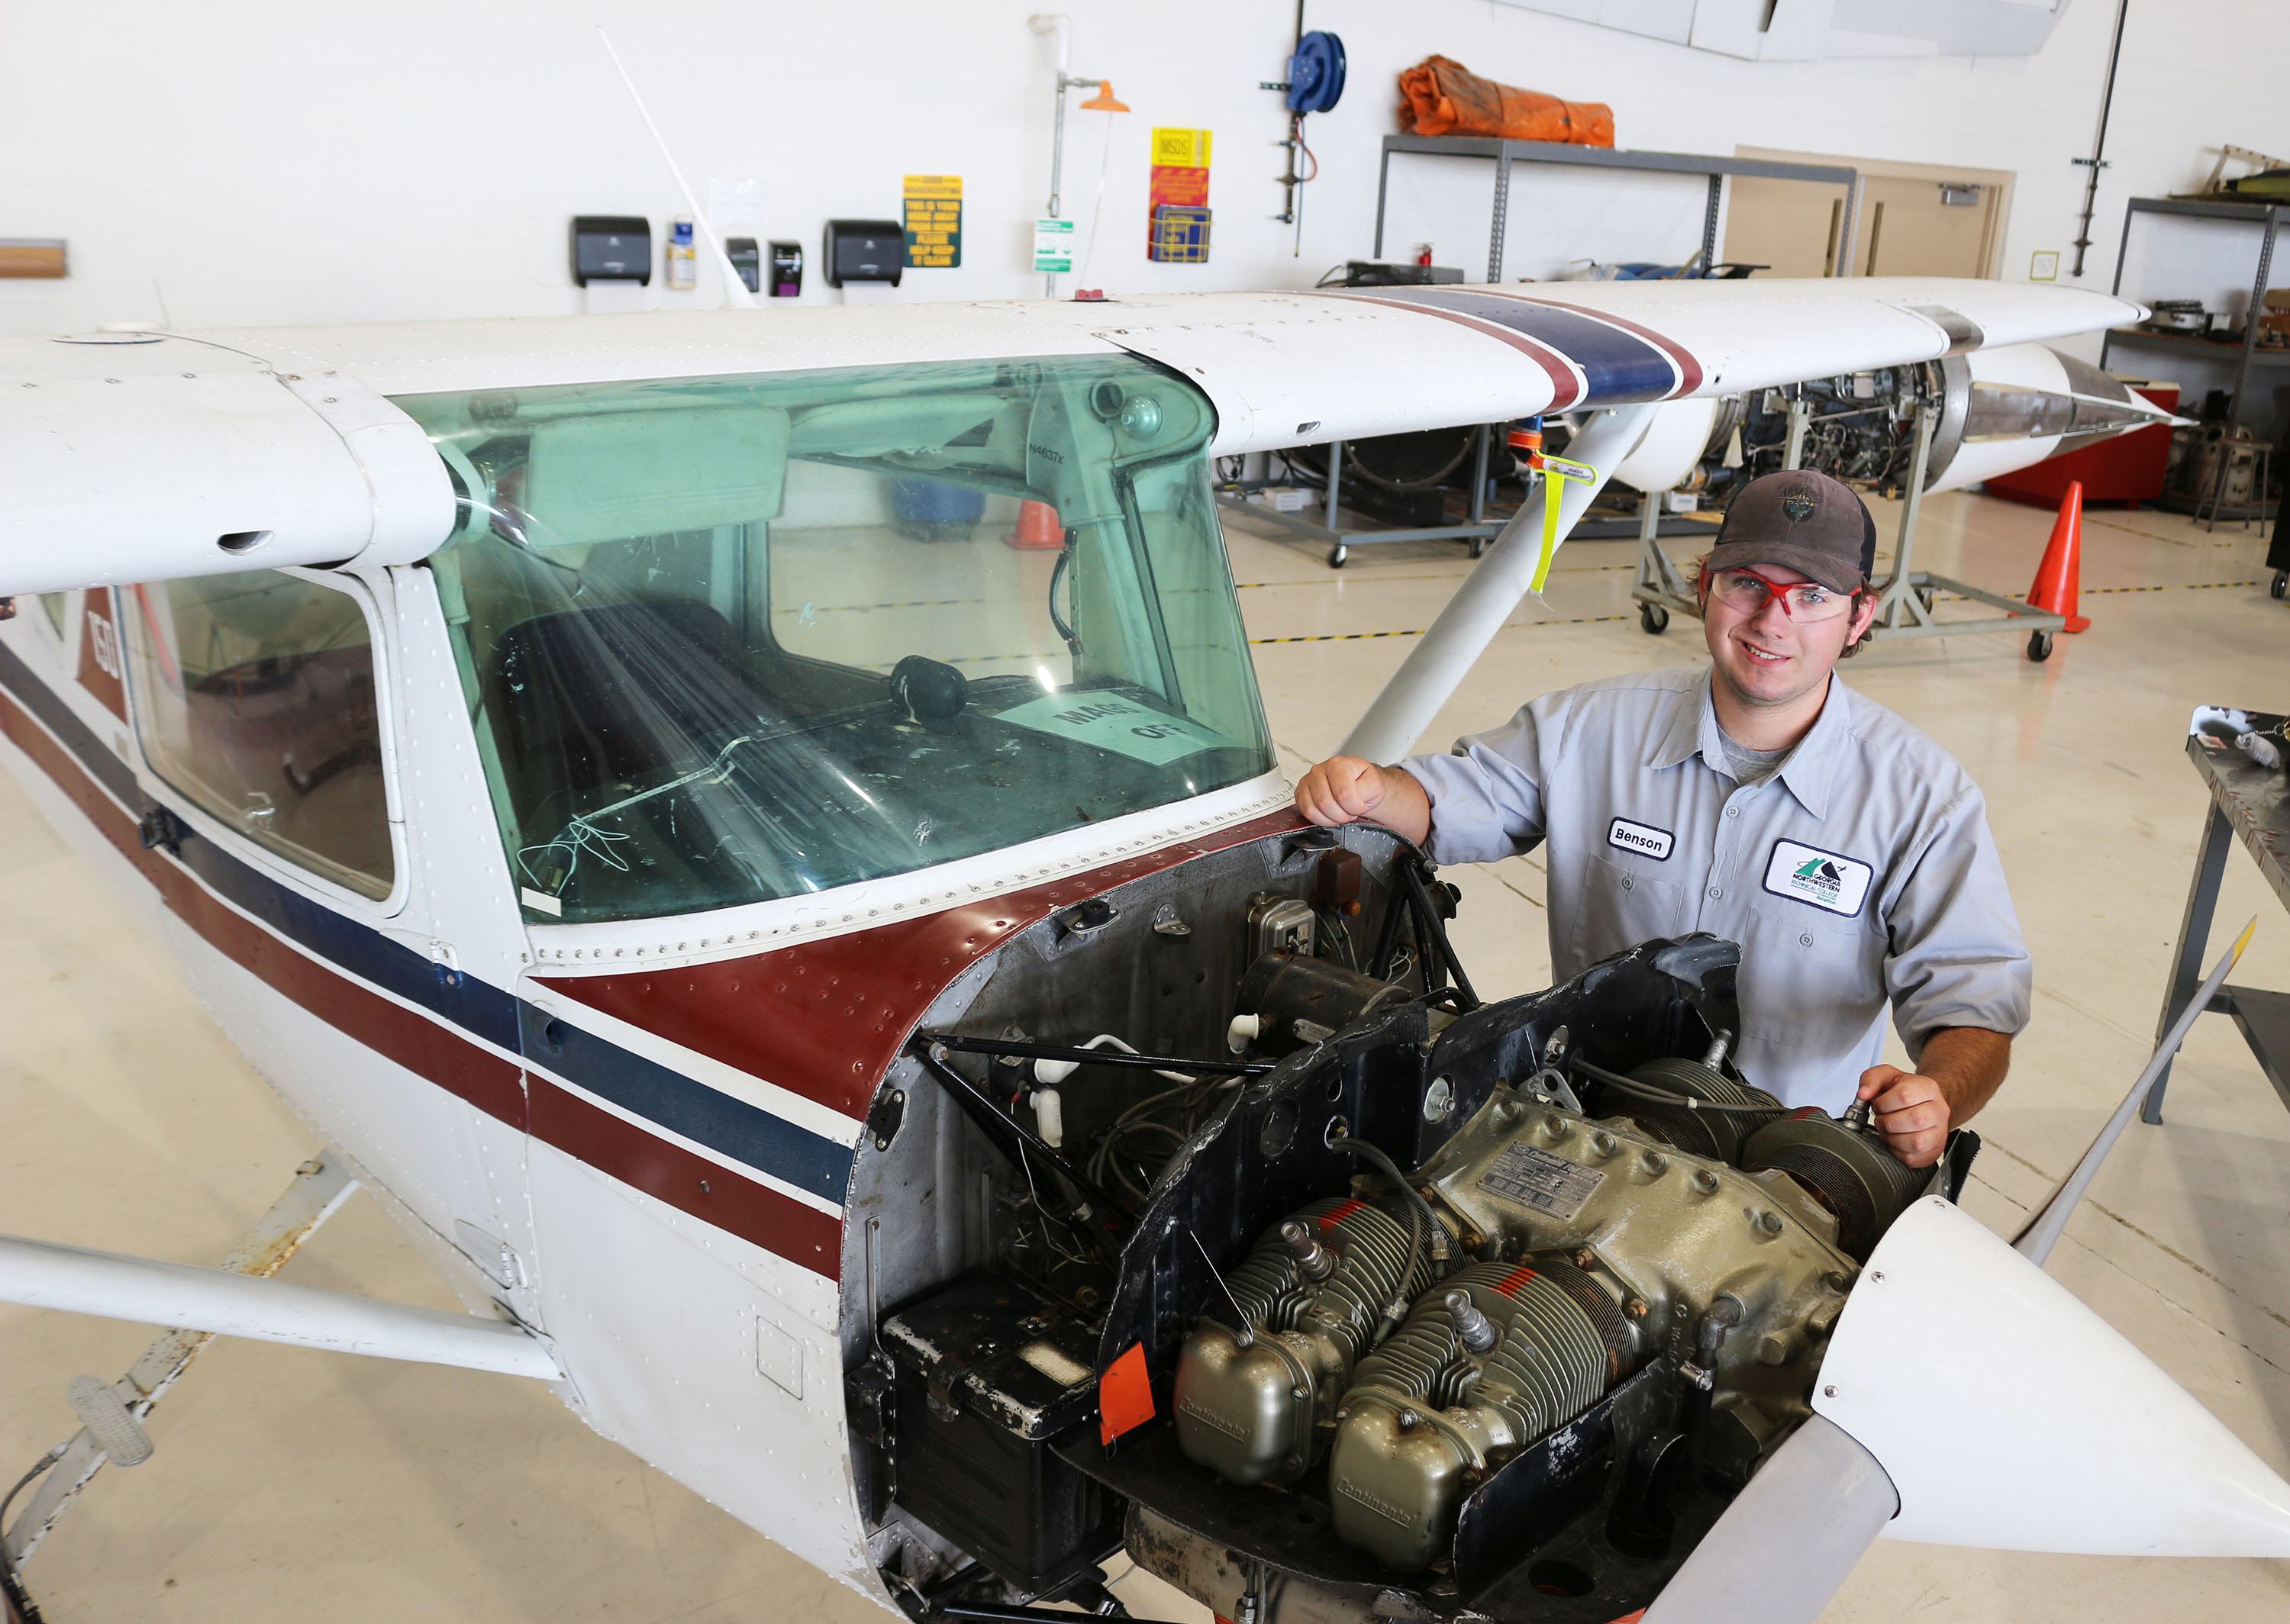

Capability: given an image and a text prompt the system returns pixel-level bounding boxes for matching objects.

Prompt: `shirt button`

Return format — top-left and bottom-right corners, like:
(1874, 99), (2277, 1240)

(1800, 932), (1814, 946)
(1725, 805), (1739, 817)
(1621, 875), (1634, 891)
(1708, 887), (1723, 900)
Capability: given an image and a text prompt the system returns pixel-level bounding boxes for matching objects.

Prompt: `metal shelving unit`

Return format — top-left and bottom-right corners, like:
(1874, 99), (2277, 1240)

(2103, 195), (2285, 527)
(1371, 134), (1859, 284)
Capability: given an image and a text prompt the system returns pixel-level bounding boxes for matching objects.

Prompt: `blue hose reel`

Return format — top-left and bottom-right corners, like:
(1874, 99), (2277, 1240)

(1285, 31), (1346, 115)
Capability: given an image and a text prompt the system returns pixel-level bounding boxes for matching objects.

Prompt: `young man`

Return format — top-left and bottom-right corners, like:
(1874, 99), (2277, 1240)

(1294, 470), (2027, 1167)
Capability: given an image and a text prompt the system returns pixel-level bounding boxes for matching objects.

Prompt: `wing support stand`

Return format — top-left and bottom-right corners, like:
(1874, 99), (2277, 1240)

(2, 1152), (359, 1570)
(1340, 402), (1657, 765)
(1641, 402), (2071, 659)
(1861, 403), (2067, 658)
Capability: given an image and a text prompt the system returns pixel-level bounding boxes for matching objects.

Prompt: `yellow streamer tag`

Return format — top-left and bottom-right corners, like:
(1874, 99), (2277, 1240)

(2232, 916), (2258, 965)
(1531, 456), (1598, 593)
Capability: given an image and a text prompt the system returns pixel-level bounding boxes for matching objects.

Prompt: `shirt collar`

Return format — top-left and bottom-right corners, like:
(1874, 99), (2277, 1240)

(1650, 667), (1851, 821)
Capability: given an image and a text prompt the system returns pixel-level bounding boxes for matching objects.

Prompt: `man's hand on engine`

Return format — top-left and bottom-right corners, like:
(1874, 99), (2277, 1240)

(1855, 1027), (2010, 1168)
(1293, 757), (1433, 845)
(1855, 1065), (1950, 1168)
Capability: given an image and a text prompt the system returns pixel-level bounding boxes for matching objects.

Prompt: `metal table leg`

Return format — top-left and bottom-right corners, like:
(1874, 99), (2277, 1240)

(2145, 801), (2235, 1123)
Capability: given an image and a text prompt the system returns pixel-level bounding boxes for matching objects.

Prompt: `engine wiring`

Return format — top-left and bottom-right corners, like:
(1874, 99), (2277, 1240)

(1085, 1068), (1243, 1202)
(1568, 1054), (1782, 1114)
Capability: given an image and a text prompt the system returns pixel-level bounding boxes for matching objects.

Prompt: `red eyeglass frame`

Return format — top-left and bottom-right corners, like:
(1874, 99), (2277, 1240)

(1695, 562), (1864, 620)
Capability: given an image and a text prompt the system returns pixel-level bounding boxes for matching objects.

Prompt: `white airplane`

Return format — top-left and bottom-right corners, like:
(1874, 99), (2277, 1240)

(1, 275), (2278, 1624)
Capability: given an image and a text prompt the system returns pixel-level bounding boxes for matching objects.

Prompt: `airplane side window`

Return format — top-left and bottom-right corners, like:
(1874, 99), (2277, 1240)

(121, 573), (395, 901)
(399, 355), (1274, 925)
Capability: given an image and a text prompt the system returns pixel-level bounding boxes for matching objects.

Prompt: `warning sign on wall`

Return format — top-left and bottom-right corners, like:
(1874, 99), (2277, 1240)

(1147, 129), (1211, 264)
(902, 175), (963, 269)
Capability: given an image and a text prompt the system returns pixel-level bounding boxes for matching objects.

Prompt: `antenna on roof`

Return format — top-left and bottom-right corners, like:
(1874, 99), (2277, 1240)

(595, 27), (759, 311)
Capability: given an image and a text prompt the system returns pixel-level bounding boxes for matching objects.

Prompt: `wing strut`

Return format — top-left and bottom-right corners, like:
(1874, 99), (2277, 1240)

(0, 1232), (559, 1380)
(1339, 403), (1656, 765)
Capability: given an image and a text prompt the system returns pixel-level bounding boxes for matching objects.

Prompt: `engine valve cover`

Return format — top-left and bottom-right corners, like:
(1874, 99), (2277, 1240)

(1175, 1194), (1437, 1486)
(1328, 1256), (1637, 1571)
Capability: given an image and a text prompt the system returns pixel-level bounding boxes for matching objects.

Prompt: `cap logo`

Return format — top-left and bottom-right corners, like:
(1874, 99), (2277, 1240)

(1779, 485), (1819, 524)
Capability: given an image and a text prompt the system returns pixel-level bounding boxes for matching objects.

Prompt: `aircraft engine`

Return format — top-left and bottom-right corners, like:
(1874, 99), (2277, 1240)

(1173, 1046), (1919, 1573)
(850, 832), (1968, 1620)
(1608, 341), (2174, 501)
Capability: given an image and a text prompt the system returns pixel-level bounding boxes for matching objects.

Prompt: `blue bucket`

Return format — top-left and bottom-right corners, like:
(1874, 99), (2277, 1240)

(891, 479), (988, 541)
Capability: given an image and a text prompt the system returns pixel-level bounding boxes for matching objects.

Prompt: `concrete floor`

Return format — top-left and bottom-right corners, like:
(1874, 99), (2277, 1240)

(5, 486), (2290, 1621)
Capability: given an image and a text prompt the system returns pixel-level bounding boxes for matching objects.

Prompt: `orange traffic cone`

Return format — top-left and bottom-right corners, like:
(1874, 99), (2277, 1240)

(1005, 499), (1065, 550)
(2025, 480), (2092, 633)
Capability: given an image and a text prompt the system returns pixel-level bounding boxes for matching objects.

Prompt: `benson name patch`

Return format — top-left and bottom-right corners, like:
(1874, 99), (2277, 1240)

(1762, 839), (1873, 917)
(1607, 817), (1674, 861)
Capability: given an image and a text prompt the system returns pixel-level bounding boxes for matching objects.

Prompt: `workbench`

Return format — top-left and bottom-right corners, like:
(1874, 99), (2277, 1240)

(2143, 710), (2290, 1123)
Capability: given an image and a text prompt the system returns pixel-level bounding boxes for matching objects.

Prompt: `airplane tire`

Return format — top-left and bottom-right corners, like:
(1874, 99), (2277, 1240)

(2271, 569), (2287, 600)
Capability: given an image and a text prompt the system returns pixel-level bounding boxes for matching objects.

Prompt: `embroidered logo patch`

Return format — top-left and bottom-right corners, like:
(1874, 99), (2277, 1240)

(1779, 484), (1819, 524)
(1762, 839), (1872, 917)
(1607, 817), (1675, 861)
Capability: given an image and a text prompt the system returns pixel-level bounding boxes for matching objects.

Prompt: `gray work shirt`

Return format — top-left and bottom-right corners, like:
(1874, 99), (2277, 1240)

(1404, 667), (2030, 1112)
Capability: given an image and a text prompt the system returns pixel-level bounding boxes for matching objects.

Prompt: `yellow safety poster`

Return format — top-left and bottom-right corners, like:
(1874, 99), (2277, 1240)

(1148, 129), (1211, 264)
(1151, 127), (1212, 169)
(902, 175), (963, 269)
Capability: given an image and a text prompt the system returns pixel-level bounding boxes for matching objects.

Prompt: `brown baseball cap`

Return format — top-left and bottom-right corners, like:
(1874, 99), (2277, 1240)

(1708, 470), (1876, 594)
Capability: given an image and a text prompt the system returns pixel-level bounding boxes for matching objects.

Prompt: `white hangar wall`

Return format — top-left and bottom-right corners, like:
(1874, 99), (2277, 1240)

(1, 1), (2285, 344)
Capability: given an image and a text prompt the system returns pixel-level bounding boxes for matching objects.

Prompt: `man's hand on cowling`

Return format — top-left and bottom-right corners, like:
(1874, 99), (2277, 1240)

(1855, 1065), (1950, 1168)
(1295, 756), (1389, 826)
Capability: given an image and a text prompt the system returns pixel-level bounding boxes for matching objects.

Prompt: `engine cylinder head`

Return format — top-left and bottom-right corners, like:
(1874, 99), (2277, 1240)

(1327, 1258), (1637, 1571)
(1175, 1194), (1442, 1487)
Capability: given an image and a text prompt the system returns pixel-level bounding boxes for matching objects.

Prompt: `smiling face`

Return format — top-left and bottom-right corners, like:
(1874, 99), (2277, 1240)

(1700, 562), (1878, 714)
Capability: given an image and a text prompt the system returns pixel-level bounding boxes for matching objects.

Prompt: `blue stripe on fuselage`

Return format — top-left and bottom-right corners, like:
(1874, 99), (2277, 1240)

(1340, 288), (1679, 403)
(0, 631), (854, 1206)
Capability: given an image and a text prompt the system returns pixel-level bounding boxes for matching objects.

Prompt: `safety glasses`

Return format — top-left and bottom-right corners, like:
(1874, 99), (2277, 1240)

(1700, 565), (1858, 624)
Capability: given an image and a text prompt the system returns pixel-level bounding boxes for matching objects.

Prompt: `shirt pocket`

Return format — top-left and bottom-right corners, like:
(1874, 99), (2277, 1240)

(1568, 847), (1692, 969)
(1733, 900), (1886, 1054)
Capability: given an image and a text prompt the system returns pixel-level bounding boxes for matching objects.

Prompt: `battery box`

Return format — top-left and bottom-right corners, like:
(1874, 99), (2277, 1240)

(877, 1272), (1115, 1588)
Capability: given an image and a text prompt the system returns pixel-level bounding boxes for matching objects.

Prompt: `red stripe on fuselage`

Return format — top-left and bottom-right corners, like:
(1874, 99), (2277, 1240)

(533, 1084), (840, 1268)
(0, 678), (840, 1278)
(539, 807), (1309, 1122)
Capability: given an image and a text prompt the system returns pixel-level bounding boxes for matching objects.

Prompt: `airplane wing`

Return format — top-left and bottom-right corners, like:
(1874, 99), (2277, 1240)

(0, 277), (2142, 597)
(1095, 276), (2146, 454)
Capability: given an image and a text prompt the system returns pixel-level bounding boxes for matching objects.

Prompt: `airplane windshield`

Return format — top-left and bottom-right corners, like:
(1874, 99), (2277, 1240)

(395, 354), (1271, 925)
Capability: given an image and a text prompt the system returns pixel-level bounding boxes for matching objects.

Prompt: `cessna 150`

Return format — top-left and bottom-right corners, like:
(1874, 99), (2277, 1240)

(3, 275), (2284, 1624)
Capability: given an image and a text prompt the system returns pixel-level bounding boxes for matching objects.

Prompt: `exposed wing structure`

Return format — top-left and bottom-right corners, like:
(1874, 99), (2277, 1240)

(0, 277), (2143, 596)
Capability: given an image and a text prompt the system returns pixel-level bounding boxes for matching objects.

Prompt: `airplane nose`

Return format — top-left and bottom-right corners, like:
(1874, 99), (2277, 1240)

(1814, 1196), (2290, 1558)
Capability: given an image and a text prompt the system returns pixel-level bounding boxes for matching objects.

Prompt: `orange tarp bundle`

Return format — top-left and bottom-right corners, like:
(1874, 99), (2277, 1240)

(1398, 55), (1614, 147)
